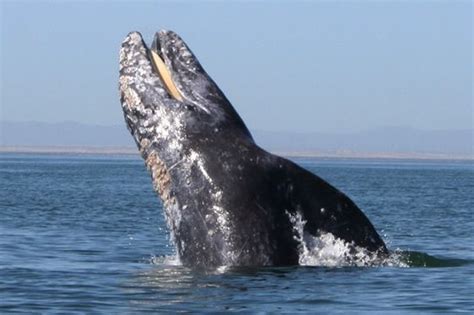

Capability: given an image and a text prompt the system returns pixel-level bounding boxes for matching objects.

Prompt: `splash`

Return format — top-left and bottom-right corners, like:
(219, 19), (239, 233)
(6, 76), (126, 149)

(286, 211), (408, 267)
(150, 254), (182, 266)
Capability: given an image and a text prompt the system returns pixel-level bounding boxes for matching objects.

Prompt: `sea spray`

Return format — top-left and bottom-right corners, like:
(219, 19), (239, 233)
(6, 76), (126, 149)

(286, 211), (408, 267)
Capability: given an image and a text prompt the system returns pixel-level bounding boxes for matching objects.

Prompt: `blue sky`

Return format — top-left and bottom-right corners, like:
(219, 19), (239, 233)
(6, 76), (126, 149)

(1, 0), (472, 133)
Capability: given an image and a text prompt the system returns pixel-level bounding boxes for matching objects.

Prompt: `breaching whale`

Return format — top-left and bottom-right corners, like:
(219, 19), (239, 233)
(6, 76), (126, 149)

(119, 30), (388, 268)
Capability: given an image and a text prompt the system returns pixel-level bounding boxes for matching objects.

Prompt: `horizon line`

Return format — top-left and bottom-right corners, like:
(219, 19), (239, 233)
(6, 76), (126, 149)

(1, 145), (472, 161)
(1, 120), (473, 133)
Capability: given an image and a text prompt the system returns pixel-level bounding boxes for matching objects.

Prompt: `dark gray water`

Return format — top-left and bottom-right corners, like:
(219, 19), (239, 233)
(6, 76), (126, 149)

(1, 153), (473, 313)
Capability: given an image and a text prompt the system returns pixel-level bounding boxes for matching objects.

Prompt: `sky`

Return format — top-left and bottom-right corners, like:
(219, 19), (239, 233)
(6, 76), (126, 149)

(1, 0), (472, 133)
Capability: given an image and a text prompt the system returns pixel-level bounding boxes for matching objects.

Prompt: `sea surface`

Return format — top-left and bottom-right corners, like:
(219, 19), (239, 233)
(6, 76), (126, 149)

(0, 153), (472, 313)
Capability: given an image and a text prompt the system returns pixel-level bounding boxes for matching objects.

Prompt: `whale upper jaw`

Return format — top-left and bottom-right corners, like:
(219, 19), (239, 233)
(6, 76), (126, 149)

(119, 30), (205, 110)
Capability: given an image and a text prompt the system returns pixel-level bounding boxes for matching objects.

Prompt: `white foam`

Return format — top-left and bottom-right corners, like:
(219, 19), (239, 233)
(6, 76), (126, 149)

(286, 211), (406, 267)
(150, 254), (182, 266)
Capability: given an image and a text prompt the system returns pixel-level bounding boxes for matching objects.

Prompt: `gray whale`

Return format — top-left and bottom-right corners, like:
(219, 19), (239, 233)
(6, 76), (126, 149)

(119, 30), (388, 268)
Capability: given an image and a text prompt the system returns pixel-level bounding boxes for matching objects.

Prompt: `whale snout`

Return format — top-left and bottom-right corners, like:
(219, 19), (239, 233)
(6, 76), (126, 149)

(119, 31), (174, 110)
(119, 30), (254, 160)
(119, 31), (183, 156)
(119, 30), (205, 111)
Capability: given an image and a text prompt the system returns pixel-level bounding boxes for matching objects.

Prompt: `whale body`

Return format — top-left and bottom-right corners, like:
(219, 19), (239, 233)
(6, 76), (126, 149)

(119, 30), (388, 268)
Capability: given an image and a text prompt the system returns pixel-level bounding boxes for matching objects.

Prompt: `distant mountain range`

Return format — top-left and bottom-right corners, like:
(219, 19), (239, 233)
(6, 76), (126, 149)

(1, 121), (134, 147)
(1, 121), (472, 158)
(254, 127), (473, 156)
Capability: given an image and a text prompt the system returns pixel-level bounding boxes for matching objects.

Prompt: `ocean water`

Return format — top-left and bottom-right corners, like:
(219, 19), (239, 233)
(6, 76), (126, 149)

(0, 153), (472, 313)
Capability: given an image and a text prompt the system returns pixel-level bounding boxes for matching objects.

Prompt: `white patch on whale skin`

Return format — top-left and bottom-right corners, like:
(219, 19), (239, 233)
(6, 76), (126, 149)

(188, 149), (213, 185)
(183, 149), (238, 264)
(212, 205), (230, 233)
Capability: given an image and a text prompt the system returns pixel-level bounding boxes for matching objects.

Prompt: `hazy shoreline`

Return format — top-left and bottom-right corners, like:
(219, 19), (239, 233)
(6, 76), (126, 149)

(1, 146), (472, 161)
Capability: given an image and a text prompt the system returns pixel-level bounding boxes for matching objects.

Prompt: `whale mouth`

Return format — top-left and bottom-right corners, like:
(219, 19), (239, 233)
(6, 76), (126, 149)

(119, 30), (254, 144)
(149, 36), (183, 101)
(119, 30), (190, 112)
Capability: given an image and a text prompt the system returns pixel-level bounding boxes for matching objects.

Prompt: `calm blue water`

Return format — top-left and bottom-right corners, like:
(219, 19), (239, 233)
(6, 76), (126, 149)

(1, 153), (473, 313)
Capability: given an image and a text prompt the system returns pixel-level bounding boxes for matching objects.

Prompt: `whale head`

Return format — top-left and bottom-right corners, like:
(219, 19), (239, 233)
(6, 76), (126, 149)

(119, 30), (252, 165)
